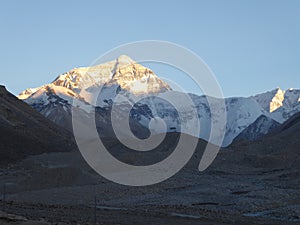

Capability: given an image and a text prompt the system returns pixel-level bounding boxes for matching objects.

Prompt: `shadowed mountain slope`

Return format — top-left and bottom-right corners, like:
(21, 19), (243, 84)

(0, 85), (77, 164)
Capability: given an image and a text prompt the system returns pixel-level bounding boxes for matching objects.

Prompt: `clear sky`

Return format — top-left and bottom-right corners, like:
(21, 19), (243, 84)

(0, 0), (299, 97)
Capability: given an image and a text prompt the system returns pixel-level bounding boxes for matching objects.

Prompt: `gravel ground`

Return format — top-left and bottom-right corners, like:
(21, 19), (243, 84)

(0, 150), (299, 225)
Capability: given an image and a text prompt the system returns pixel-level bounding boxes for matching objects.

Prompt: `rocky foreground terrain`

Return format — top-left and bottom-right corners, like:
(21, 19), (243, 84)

(0, 113), (299, 224)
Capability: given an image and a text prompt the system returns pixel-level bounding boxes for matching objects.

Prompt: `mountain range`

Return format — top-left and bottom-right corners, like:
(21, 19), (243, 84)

(17, 55), (300, 146)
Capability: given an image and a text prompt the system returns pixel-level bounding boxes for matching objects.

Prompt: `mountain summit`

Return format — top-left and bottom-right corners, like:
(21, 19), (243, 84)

(253, 87), (285, 113)
(17, 55), (173, 132)
(19, 55), (171, 103)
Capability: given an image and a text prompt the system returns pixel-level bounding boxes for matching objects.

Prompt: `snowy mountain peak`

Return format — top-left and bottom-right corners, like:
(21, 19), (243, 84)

(270, 87), (285, 112)
(18, 55), (172, 105)
(49, 56), (135, 92)
(116, 54), (135, 64)
(110, 61), (171, 94)
(50, 55), (171, 95)
(253, 87), (284, 113)
(18, 86), (44, 100)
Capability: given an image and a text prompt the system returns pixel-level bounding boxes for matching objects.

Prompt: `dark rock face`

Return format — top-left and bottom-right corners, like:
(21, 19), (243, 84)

(0, 86), (77, 164)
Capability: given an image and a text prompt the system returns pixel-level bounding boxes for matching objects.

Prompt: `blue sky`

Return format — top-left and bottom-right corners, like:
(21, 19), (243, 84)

(0, 0), (299, 97)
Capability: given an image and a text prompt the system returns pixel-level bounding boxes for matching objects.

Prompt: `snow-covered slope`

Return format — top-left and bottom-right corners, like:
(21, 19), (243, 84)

(253, 88), (300, 123)
(270, 89), (300, 123)
(18, 56), (300, 147)
(18, 55), (172, 132)
(233, 115), (280, 142)
(252, 88), (285, 112)
(18, 86), (44, 100)
(222, 97), (266, 146)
